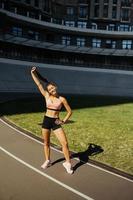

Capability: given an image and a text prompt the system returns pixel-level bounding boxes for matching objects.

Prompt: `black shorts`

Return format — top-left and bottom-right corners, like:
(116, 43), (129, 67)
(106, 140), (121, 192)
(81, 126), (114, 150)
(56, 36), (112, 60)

(42, 116), (61, 130)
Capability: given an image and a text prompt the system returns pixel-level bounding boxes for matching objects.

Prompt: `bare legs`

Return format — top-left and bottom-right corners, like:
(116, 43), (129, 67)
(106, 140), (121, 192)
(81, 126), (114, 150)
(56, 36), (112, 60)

(53, 128), (71, 163)
(42, 128), (71, 163)
(42, 128), (51, 161)
(42, 128), (73, 173)
(54, 128), (73, 174)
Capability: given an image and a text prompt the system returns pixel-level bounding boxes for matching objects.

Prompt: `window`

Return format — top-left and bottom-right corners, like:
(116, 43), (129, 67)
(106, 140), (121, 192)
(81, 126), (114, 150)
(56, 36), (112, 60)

(53, 18), (62, 25)
(113, 0), (117, 4)
(67, 7), (74, 15)
(12, 6), (17, 13)
(119, 24), (129, 31)
(94, 5), (99, 17)
(17, 8), (27, 16)
(29, 12), (38, 19)
(92, 38), (101, 48)
(12, 27), (23, 37)
(34, 32), (39, 40)
(122, 40), (132, 49)
(121, 0), (131, 7)
(62, 36), (71, 46)
(60, 57), (69, 64)
(91, 23), (97, 29)
(103, 5), (108, 18)
(34, 0), (39, 7)
(106, 40), (111, 44)
(108, 24), (116, 31)
(112, 6), (117, 19)
(28, 31), (39, 40)
(77, 21), (87, 28)
(79, 7), (88, 18)
(77, 38), (85, 47)
(65, 21), (75, 27)
(121, 9), (130, 21)
(43, 0), (50, 12)
(112, 41), (116, 48)
(105, 40), (116, 48)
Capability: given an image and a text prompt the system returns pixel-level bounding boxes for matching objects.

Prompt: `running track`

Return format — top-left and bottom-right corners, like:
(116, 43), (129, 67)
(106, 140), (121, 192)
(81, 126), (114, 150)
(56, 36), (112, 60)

(0, 96), (133, 200)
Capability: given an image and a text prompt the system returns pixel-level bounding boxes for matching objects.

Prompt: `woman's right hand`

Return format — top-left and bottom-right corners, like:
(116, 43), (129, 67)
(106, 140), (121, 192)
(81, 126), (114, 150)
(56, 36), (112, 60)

(55, 119), (64, 125)
(31, 66), (37, 73)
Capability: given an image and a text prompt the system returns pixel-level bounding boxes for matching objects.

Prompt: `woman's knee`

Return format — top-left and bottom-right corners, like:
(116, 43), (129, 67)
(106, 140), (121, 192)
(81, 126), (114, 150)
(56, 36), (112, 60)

(61, 140), (68, 149)
(44, 140), (50, 147)
(42, 129), (50, 146)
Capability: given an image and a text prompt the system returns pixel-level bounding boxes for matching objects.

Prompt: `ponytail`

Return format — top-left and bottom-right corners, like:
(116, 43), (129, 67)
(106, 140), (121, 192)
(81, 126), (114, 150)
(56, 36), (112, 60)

(35, 70), (49, 83)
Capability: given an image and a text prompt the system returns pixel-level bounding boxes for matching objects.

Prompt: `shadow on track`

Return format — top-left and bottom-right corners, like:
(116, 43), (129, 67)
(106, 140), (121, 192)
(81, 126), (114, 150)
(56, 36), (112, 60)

(51, 143), (104, 172)
(72, 143), (104, 171)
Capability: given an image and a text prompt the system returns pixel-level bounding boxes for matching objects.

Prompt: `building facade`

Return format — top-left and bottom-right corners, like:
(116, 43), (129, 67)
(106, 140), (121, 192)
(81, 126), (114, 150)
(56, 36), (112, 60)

(0, 0), (133, 70)
(0, 0), (133, 96)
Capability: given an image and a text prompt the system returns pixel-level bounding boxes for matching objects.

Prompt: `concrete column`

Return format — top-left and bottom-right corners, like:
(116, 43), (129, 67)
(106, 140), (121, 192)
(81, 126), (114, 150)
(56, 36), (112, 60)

(117, 0), (121, 21)
(90, 0), (95, 18)
(15, 7), (17, 14)
(108, 0), (113, 20)
(30, 0), (34, 7)
(39, 14), (42, 20)
(99, 0), (104, 18)
(2, 2), (4, 9)
(27, 11), (30, 17)
(39, 0), (44, 10)
(62, 19), (64, 25)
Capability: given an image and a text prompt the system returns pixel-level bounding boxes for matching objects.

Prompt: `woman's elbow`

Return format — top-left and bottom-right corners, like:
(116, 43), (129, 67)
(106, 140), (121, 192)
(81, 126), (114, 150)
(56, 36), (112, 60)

(69, 110), (72, 116)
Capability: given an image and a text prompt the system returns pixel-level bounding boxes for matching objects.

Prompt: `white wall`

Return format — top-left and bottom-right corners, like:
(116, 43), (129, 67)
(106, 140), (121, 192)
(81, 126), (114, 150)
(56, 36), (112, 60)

(0, 58), (133, 97)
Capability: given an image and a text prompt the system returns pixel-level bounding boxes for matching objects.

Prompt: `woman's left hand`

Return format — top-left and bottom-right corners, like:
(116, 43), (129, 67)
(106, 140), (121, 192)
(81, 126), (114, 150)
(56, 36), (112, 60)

(55, 119), (64, 125)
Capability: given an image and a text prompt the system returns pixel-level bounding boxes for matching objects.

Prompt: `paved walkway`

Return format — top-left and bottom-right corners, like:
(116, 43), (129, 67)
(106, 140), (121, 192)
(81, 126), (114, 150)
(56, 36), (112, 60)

(0, 117), (133, 200)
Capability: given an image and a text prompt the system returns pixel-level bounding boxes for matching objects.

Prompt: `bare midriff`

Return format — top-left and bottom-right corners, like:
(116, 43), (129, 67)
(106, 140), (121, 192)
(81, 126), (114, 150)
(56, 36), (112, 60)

(45, 109), (60, 118)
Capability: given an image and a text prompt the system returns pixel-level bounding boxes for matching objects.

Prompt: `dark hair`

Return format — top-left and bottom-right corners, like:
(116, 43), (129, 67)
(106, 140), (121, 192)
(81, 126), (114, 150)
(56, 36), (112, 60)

(35, 69), (57, 92)
(45, 82), (57, 91)
(35, 70), (49, 83)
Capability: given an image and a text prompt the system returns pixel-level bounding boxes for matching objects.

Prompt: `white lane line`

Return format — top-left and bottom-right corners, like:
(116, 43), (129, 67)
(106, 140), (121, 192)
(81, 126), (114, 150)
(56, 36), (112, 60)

(0, 118), (133, 183)
(0, 146), (94, 200)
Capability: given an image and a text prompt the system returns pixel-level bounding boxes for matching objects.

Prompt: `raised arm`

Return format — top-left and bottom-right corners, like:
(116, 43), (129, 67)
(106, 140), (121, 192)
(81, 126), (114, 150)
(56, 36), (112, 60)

(31, 67), (47, 97)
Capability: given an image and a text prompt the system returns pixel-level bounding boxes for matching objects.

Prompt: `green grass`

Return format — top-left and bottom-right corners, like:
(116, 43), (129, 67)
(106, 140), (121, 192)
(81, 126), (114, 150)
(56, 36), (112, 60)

(2, 95), (133, 175)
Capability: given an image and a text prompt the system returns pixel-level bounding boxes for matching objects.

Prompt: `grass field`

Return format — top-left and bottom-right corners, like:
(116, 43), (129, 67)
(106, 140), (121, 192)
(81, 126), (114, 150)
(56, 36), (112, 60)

(1, 95), (133, 175)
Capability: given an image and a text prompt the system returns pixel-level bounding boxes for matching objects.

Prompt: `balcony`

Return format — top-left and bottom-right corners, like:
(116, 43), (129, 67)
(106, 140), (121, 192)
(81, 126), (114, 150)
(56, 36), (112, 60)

(0, 31), (133, 57)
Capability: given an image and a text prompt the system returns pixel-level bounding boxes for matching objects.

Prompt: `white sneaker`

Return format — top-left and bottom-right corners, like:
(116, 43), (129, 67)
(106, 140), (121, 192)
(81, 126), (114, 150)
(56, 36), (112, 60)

(63, 162), (73, 174)
(41, 160), (52, 169)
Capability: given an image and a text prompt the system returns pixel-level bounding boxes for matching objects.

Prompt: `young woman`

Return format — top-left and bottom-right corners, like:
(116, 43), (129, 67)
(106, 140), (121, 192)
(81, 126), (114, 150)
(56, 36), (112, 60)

(31, 67), (73, 174)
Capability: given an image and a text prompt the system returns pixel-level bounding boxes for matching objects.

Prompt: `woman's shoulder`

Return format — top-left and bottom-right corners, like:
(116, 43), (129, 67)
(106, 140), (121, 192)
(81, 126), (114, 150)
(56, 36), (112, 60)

(59, 96), (67, 102)
(44, 92), (50, 100)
